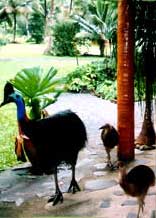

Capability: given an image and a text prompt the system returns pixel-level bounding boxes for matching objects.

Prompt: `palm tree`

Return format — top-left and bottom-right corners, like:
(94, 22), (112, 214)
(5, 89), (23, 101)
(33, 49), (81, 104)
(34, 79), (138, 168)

(72, 0), (117, 57)
(117, 0), (135, 161)
(0, 0), (42, 42)
(134, 1), (156, 149)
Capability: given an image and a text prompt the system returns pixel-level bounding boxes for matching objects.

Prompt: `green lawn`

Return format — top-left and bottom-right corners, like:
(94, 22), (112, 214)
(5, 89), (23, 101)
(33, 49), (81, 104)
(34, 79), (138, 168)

(0, 43), (102, 170)
(0, 43), (101, 91)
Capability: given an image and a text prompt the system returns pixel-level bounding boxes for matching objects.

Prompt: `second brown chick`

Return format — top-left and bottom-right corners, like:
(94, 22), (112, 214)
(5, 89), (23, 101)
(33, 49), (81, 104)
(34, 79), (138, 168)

(99, 123), (119, 168)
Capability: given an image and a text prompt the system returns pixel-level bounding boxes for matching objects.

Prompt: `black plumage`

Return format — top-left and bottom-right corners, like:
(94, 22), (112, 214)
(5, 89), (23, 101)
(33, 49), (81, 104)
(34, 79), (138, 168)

(0, 82), (87, 205)
(99, 123), (119, 168)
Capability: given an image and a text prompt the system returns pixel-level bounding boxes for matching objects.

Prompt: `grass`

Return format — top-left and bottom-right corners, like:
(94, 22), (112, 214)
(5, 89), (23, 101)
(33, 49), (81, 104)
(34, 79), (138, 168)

(0, 42), (102, 170)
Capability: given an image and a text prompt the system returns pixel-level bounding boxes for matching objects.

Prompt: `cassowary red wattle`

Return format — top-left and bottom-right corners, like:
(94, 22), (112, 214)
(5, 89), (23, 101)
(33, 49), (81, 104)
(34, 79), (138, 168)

(0, 82), (87, 206)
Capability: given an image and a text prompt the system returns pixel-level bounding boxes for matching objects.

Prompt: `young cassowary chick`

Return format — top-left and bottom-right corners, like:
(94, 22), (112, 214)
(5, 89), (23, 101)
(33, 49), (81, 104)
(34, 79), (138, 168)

(118, 162), (155, 218)
(99, 123), (119, 168)
(0, 82), (87, 206)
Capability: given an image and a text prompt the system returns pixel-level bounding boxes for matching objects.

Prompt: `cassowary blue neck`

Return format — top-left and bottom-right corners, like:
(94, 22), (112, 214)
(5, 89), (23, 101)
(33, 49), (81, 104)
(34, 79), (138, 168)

(15, 98), (27, 121)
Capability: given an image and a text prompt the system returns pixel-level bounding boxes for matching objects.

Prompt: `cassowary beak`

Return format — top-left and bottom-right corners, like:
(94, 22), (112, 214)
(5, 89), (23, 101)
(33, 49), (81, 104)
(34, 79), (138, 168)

(0, 96), (12, 107)
(0, 101), (7, 107)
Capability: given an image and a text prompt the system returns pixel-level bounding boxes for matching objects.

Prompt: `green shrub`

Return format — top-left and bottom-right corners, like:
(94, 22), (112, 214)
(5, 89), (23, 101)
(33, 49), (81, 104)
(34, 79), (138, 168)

(28, 12), (45, 44)
(66, 58), (117, 100)
(0, 37), (9, 46)
(51, 20), (80, 56)
(95, 80), (117, 100)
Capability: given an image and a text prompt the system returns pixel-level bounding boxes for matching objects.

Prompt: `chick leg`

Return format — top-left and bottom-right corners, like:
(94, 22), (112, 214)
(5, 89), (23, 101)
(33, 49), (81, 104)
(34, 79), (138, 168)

(48, 167), (63, 205)
(68, 164), (80, 193)
(137, 204), (141, 218)
(105, 148), (113, 168)
(137, 198), (145, 218)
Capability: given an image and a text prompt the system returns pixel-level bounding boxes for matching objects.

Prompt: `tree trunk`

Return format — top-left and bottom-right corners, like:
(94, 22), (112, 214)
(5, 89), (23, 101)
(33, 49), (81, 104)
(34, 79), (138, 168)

(135, 3), (156, 149)
(99, 39), (105, 57)
(117, 0), (135, 161)
(135, 105), (155, 149)
(69, 0), (73, 14)
(13, 12), (16, 43)
(44, 0), (54, 54)
(44, 0), (48, 20)
(135, 66), (156, 149)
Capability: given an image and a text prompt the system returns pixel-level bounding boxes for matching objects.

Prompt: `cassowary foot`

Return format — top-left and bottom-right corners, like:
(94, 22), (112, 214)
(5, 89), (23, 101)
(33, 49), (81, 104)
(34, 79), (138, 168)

(68, 179), (81, 193)
(48, 191), (63, 206)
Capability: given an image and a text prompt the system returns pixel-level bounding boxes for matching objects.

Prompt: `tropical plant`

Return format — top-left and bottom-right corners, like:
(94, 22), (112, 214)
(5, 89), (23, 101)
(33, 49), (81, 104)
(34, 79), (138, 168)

(0, 0), (42, 42)
(10, 66), (66, 120)
(52, 20), (80, 56)
(72, 0), (95, 17)
(134, 1), (156, 148)
(28, 12), (45, 43)
(72, 0), (117, 57)
(66, 59), (117, 99)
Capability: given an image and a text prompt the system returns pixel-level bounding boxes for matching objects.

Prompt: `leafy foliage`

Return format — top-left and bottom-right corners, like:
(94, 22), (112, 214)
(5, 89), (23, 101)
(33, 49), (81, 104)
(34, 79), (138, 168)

(135, 1), (156, 101)
(72, 0), (117, 57)
(28, 12), (45, 43)
(66, 58), (117, 100)
(10, 66), (66, 119)
(0, 0), (43, 42)
(51, 20), (80, 56)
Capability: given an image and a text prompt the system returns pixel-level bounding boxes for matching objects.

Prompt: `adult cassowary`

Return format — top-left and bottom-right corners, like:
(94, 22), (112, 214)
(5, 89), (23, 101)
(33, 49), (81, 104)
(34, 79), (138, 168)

(0, 82), (87, 205)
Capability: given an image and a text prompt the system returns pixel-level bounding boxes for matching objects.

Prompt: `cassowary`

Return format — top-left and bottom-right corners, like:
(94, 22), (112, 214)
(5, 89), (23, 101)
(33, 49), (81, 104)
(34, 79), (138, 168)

(118, 162), (155, 218)
(99, 123), (119, 168)
(0, 82), (87, 205)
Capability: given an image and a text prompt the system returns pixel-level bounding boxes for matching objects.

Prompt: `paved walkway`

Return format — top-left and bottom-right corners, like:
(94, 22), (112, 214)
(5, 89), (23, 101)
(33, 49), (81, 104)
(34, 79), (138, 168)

(0, 93), (156, 218)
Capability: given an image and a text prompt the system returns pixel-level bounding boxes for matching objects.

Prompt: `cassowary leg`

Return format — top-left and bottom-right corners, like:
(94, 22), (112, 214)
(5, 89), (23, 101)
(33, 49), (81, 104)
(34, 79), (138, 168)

(68, 164), (80, 193)
(48, 167), (63, 206)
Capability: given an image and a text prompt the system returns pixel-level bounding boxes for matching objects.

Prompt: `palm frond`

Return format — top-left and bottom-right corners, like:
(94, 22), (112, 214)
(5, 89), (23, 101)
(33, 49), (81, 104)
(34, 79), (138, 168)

(10, 66), (65, 98)
(9, 66), (66, 119)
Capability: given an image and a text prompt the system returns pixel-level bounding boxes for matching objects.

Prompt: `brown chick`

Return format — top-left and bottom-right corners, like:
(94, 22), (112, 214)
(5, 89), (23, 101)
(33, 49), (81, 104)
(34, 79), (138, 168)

(99, 123), (119, 168)
(118, 162), (155, 218)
